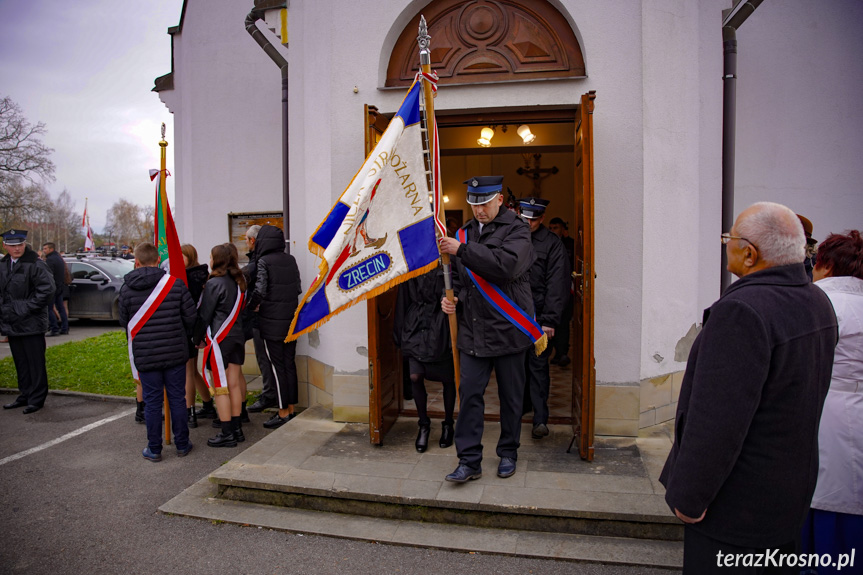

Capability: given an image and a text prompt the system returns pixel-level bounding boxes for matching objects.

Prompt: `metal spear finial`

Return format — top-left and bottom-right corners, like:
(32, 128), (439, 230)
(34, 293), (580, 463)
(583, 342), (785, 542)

(417, 15), (430, 53)
(161, 122), (166, 139)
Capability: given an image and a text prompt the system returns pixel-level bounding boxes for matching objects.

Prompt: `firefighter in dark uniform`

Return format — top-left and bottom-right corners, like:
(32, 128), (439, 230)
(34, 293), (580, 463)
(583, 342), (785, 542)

(439, 176), (535, 482)
(518, 198), (568, 439)
(1, 229), (56, 414)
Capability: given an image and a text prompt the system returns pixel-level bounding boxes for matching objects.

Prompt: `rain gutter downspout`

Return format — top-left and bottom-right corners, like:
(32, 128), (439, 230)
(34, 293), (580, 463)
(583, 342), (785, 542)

(720, 0), (763, 292)
(245, 8), (291, 253)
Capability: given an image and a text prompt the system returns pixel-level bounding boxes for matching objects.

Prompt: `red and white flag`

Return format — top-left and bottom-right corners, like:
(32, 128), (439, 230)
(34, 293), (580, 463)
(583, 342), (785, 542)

(83, 198), (95, 252)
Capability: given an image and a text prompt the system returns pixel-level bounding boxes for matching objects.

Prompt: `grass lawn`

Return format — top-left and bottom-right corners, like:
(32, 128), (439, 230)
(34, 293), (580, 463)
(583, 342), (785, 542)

(0, 331), (137, 396)
(1, 332), (259, 401)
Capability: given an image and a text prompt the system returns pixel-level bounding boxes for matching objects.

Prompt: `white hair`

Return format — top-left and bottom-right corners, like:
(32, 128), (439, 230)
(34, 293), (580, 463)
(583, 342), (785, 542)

(246, 225), (262, 240)
(736, 202), (805, 266)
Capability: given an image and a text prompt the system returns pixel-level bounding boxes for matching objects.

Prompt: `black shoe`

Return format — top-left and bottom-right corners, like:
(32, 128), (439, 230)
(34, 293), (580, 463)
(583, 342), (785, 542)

(439, 422), (454, 448)
(22, 405), (42, 414)
(497, 457), (517, 478)
(135, 401), (145, 424)
(177, 442), (194, 457)
(195, 401), (217, 419)
(211, 418), (222, 428)
(142, 447), (162, 462)
(263, 413), (292, 429)
(187, 408), (198, 428)
(247, 397), (277, 413)
(207, 431), (237, 448)
(557, 355), (571, 368)
(415, 424), (430, 453)
(3, 398), (27, 410)
(532, 423), (549, 439)
(234, 426), (245, 443)
(445, 464), (482, 483)
(46, 331), (61, 337)
(240, 411), (250, 424)
(59, 330), (69, 335)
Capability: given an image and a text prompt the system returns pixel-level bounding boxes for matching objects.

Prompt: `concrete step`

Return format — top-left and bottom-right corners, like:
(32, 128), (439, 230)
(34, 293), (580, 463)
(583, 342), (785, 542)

(160, 477), (683, 569)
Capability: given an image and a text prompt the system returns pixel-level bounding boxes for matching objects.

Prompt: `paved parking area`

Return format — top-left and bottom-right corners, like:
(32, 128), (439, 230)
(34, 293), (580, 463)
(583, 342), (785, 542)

(0, 391), (678, 574)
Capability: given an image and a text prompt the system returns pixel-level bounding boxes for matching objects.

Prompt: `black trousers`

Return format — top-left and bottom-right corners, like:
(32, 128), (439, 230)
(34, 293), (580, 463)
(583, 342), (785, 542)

(454, 350), (527, 470)
(524, 343), (553, 425)
(9, 334), (48, 407)
(262, 338), (298, 408)
(553, 296), (572, 358)
(252, 328), (276, 401)
(683, 525), (798, 575)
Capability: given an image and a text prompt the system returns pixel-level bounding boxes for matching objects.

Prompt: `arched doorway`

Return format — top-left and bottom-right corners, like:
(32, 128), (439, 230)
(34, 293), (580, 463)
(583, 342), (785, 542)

(368, 0), (596, 461)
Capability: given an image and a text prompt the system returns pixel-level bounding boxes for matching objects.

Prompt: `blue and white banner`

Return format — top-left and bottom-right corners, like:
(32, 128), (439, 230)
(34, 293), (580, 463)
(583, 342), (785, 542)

(287, 79), (441, 341)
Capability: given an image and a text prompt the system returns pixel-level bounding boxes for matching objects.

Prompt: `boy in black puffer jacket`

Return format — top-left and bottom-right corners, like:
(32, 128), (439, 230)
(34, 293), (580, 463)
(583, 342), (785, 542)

(119, 242), (197, 462)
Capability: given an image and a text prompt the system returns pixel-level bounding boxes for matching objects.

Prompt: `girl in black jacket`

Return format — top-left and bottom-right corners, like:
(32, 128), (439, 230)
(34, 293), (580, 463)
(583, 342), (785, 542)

(181, 243), (214, 427)
(193, 244), (246, 448)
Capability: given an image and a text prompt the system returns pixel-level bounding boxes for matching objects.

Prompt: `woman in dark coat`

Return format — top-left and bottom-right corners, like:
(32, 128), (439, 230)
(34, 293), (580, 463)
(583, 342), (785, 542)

(394, 267), (456, 452)
(193, 244), (246, 448)
(182, 243), (214, 426)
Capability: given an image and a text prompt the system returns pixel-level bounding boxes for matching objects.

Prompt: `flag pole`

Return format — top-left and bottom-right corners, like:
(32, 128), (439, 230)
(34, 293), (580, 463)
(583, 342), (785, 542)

(417, 17), (460, 399)
(159, 123), (171, 446)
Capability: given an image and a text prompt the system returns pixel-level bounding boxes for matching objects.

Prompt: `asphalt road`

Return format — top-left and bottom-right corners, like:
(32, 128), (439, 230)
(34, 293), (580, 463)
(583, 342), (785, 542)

(0, 391), (678, 575)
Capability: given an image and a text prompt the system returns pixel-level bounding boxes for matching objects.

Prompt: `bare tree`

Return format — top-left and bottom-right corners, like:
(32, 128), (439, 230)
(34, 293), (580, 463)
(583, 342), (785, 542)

(105, 199), (149, 248)
(0, 96), (55, 183)
(0, 177), (52, 231)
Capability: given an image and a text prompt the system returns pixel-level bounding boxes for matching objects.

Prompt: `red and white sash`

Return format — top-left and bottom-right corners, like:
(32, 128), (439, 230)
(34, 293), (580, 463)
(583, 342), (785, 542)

(127, 274), (177, 379)
(202, 286), (244, 390)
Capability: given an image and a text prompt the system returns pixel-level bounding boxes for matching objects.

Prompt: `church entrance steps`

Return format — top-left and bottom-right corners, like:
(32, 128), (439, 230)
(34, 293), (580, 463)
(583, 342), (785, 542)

(159, 405), (683, 568)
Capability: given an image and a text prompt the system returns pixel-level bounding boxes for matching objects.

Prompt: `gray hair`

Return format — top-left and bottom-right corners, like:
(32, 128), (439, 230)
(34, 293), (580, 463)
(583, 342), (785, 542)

(246, 225), (262, 240)
(736, 202), (805, 266)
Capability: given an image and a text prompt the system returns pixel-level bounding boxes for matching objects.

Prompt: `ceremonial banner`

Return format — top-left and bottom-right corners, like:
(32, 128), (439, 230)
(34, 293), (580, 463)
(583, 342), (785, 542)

(82, 198), (94, 252)
(149, 169), (187, 286)
(286, 79), (441, 341)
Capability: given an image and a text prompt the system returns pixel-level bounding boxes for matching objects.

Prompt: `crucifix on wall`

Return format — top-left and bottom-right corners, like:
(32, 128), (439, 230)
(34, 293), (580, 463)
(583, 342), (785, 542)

(517, 153), (558, 197)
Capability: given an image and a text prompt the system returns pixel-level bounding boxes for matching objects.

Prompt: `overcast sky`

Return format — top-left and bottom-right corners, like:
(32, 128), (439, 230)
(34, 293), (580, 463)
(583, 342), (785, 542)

(0, 0), (185, 232)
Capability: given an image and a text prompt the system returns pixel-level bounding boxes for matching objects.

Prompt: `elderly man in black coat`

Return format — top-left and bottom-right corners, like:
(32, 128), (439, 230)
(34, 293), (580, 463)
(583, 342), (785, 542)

(1, 229), (55, 414)
(660, 202), (838, 574)
(439, 176), (535, 482)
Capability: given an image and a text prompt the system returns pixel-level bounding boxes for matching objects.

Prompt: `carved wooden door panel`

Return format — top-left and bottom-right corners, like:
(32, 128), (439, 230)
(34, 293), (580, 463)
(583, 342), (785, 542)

(366, 105), (402, 445)
(570, 92), (596, 461)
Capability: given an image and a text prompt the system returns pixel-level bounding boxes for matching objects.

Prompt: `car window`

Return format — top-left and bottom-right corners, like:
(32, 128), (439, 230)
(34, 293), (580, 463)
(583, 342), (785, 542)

(69, 263), (101, 280)
(92, 259), (134, 280)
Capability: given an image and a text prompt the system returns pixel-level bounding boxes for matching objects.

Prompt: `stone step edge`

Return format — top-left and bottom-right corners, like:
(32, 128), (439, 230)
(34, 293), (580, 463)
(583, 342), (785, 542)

(160, 477), (683, 569)
(208, 469), (681, 531)
(215, 482), (683, 541)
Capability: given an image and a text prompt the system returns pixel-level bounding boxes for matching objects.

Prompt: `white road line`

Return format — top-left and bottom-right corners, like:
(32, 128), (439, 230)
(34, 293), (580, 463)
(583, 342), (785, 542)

(0, 407), (136, 467)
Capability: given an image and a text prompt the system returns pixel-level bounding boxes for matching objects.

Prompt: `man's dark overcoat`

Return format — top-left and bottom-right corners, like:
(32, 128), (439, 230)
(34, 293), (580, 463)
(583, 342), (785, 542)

(0, 246), (55, 336)
(660, 263), (838, 548)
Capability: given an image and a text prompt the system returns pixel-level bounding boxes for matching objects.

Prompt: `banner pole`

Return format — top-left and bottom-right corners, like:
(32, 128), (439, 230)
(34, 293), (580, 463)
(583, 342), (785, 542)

(159, 124), (171, 446)
(417, 16), (460, 401)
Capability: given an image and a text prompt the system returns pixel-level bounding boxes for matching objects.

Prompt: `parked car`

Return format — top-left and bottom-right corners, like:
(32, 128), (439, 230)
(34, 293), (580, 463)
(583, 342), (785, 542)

(63, 256), (134, 320)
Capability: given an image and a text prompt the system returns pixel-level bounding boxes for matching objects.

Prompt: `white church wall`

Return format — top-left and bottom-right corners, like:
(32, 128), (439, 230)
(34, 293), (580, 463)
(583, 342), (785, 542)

(161, 0), (283, 259)
(734, 0), (863, 240)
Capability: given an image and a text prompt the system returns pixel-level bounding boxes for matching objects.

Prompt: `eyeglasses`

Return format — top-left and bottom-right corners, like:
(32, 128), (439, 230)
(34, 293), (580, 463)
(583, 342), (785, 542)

(721, 233), (756, 249)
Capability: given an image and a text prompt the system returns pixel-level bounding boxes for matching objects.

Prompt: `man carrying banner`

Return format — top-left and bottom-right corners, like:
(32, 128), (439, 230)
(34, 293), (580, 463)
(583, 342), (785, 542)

(439, 176), (537, 482)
